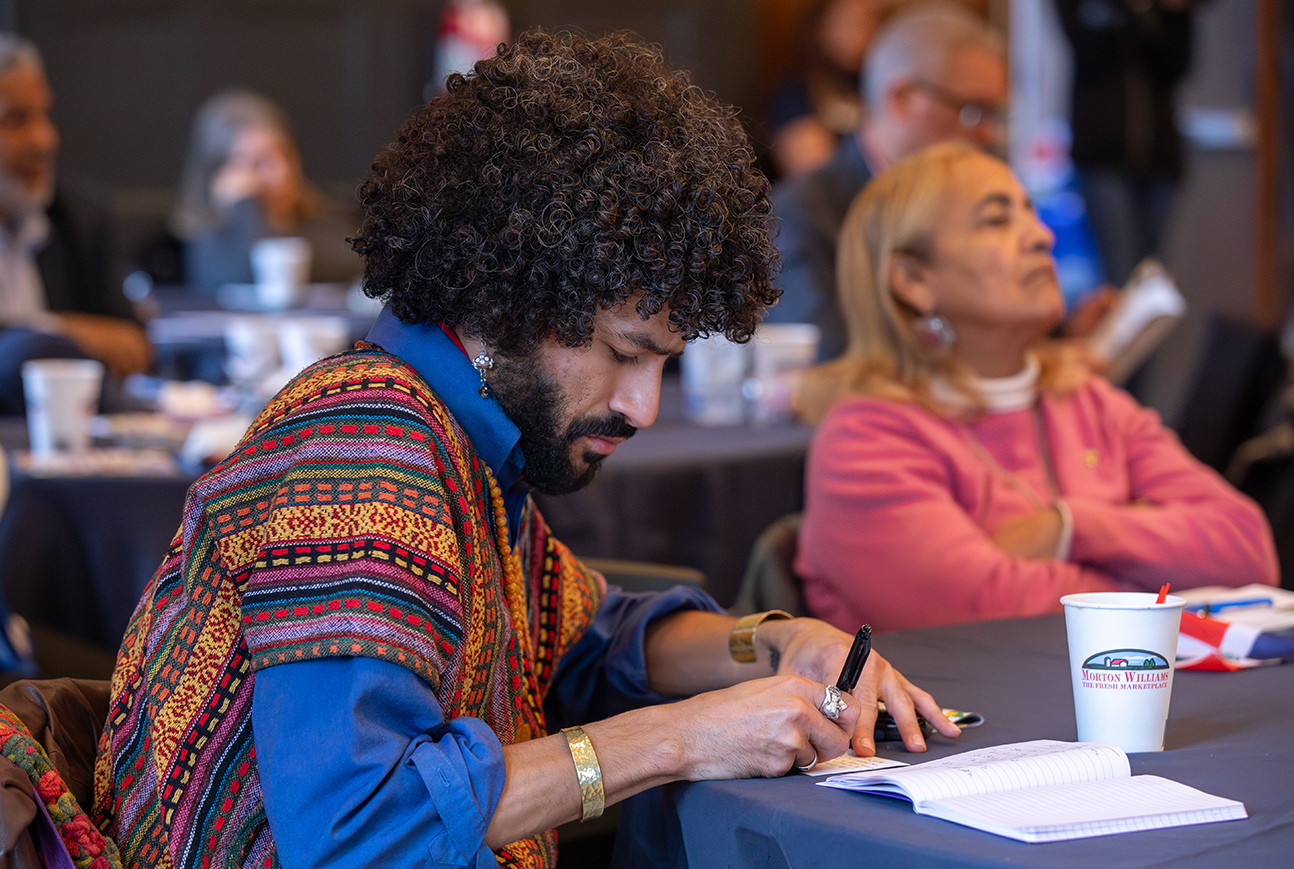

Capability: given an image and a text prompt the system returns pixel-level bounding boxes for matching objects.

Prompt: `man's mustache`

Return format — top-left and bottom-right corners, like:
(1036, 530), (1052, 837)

(567, 413), (637, 442)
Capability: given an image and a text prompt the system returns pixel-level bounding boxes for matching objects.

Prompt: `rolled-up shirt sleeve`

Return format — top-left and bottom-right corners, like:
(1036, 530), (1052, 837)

(253, 657), (505, 869)
(544, 584), (722, 727)
(252, 585), (720, 867)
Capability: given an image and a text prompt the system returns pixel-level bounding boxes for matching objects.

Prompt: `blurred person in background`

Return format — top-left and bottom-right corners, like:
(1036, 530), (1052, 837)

(767, 1), (1007, 361)
(0, 34), (151, 411)
(171, 89), (362, 294)
(794, 142), (1276, 634)
(1054, 0), (1199, 288)
(764, 0), (886, 180)
(424, 0), (511, 100)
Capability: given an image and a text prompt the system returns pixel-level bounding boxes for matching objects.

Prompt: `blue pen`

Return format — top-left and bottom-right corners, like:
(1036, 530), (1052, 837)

(1184, 597), (1274, 617)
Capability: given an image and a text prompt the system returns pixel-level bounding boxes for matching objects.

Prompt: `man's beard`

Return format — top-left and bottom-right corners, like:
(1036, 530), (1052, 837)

(489, 347), (637, 496)
(0, 166), (54, 221)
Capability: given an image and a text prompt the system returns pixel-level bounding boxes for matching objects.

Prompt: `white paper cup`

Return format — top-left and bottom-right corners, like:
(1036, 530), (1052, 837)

(21, 359), (104, 456)
(250, 236), (312, 310)
(681, 334), (749, 426)
(748, 323), (821, 423)
(277, 316), (352, 375)
(1061, 591), (1185, 752)
(224, 315), (285, 388)
(751, 323), (821, 380)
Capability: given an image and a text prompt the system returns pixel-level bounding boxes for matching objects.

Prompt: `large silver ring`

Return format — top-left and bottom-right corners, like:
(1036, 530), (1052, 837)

(819, 685), (846, 721)
(796, 752), (818, 772)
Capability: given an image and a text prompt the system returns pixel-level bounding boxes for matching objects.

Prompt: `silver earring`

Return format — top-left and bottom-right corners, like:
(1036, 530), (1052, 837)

(915, 313), (956, 354)
(472, 345), (494, 398)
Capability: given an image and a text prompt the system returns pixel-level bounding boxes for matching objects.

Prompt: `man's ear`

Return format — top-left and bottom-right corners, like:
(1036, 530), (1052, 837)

(887, 252), (936, 314)
(885, 78), (917, 123)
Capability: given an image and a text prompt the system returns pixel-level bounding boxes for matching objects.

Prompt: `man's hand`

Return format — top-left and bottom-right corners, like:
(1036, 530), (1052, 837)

(758, 618), (960, 755)
(489, 673), (860, 846)
(663, 674), (859, 780)
(497, 615), (961, 847)
(57, 312), (153, 377)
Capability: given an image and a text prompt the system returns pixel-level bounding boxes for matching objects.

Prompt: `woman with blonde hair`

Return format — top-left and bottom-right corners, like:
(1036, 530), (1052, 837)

(796, 141), (1276, 633)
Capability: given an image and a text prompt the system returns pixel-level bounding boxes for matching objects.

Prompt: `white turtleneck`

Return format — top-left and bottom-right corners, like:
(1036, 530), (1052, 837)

(930, 353), (1041, 413)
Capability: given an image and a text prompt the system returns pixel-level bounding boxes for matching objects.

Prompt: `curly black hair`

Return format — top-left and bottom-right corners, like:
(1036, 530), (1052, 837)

(351, 28), (780, 353)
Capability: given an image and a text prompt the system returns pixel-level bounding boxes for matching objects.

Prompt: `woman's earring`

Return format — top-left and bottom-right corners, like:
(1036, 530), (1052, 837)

(915, 313), (956, 354)
(472, 345), (494, 398)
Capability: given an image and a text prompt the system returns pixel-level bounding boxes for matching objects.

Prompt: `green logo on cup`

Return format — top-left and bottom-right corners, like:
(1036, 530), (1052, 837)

(1081, 649), (1171, 670)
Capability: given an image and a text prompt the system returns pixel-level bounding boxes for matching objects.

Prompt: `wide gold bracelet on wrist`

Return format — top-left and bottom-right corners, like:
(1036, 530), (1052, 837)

(561, 725), (605, 822)
(728, 609), (793, 663)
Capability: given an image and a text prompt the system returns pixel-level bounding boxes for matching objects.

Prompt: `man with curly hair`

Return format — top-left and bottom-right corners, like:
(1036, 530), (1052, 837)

(94, 29), (957, 869)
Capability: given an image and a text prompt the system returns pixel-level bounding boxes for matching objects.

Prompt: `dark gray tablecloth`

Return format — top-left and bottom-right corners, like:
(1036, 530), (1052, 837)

(535, 378), (813, 608)
(613, 614), (1294, 868)
(0, 438), (191, 648)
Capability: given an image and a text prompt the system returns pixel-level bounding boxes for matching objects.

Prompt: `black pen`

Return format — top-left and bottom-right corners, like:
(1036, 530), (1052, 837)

(836, 624), (871, 692)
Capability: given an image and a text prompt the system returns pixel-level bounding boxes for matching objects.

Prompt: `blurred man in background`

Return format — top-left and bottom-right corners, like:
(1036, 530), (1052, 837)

(767, 1), (1007, 361)
(0, 34), (150, 410)
(1054, 0), (1197, 289)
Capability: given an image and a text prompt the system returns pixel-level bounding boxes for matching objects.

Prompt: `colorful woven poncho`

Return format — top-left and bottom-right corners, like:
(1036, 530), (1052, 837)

(92, 345), (604, 868)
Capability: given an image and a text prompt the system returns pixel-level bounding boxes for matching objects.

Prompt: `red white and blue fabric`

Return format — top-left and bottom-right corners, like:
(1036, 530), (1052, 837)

(1177, 612), (1294, 671)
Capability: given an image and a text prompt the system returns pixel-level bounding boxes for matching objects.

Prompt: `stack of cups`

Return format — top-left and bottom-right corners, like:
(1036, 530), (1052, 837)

(1060, 591), (1186, 752)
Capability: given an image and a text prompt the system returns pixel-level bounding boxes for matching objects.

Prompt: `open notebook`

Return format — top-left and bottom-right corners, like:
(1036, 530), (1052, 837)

(819, 740), (1246, 843)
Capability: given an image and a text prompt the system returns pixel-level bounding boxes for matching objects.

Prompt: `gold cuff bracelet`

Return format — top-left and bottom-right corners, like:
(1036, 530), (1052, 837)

(561, 725), (605, 822)
(728, 609), (793, 662)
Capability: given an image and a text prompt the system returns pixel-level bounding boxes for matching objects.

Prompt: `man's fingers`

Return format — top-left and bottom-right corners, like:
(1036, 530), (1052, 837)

(917, 698), (963, 739)
(794, 748), (818, 772)
(795, 679), (859, 763)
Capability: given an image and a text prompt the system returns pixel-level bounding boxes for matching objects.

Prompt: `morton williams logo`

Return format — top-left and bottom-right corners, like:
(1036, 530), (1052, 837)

(1080, 649), (1172, 690)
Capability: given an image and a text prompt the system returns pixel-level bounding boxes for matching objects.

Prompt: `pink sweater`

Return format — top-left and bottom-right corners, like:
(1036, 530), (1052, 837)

(798, 377), (1278, 632)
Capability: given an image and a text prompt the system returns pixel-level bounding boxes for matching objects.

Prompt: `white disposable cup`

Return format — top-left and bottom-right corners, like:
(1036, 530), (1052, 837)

(1061, 591), (1186, 752)
(21, 359), (105, 456)
(224, 316), (283, 386)
(278, 316), (352, 375)
(751, 323), (822, 381)
(681, 334), (749, 426)
(748, 323), (821, 423)
(250, 236), (312, 310)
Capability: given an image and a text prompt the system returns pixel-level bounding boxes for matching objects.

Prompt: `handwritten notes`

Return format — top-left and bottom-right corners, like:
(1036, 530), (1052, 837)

(798, 752), (908, 777)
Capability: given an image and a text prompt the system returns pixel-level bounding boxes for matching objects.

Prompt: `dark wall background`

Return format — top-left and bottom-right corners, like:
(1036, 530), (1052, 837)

(9, 0), (760, 217)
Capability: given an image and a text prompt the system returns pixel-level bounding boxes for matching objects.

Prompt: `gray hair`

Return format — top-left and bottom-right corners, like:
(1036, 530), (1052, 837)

(0, 33), (45, 78)
(863, 1), (1003, 113)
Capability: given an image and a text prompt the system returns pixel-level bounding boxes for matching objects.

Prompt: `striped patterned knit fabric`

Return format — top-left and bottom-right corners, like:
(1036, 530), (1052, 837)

(92, 344), (605, 869)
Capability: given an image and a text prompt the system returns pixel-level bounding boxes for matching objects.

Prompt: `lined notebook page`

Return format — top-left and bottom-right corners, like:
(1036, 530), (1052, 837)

(923, 775), (1248, 842)
(822, 740), (1128, 804)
